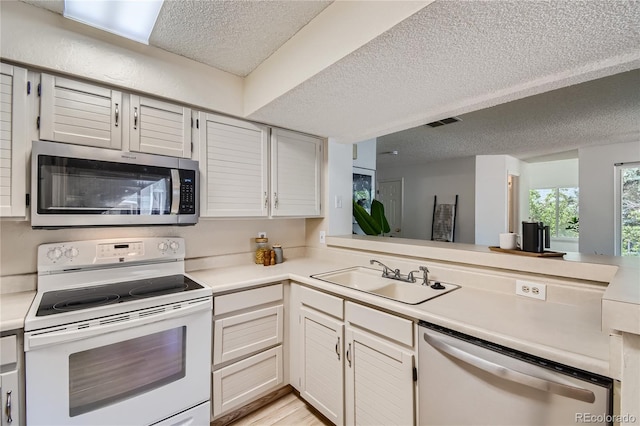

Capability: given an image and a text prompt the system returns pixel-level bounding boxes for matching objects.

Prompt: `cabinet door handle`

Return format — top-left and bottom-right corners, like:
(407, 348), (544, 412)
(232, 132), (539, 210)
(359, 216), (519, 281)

(335, 337), (341, 360)
(346, 343), (352, 367)
(134, 107), (138, 129)
(274, 192), (278, 209)
(114, 103), (119, 127)
(264, 192), (268, 209)
(6, 390), (12, 423)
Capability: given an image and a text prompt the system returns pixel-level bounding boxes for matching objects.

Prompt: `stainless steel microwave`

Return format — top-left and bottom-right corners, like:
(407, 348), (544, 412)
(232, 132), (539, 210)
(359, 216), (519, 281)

(31, 140), (199, 229)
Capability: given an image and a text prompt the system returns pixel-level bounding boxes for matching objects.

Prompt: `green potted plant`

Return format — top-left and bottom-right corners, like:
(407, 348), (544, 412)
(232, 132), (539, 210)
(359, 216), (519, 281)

(353, 199), (391, 236)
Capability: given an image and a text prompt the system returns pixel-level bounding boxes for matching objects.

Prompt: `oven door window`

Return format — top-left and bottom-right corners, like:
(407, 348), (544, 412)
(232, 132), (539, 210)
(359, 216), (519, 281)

(38, 156), (172, 215)
(68, 327), (186, 416)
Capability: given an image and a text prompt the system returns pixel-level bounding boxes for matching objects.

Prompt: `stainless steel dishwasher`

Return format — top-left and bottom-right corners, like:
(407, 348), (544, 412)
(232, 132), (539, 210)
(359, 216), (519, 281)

(418, 321), (613, 425)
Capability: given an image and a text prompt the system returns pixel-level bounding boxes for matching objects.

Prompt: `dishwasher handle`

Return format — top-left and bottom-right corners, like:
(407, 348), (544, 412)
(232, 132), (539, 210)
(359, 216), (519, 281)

(423, 331), (596, 403)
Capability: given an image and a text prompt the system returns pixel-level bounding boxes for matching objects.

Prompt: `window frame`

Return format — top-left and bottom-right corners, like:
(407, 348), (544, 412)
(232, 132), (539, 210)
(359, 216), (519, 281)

(528, 186), (579, 241)
(614, 161), (640, 256)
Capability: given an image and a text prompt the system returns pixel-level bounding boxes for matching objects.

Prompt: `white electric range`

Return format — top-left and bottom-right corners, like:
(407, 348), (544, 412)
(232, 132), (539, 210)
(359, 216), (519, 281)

(23, 237), (212, 426)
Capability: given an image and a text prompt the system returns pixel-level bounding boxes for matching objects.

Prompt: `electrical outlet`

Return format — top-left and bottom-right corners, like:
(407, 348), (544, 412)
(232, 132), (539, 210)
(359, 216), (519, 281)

(258, 232), (267, 238)
(319, 231), (326, 244)
(516, 280), (546, 301)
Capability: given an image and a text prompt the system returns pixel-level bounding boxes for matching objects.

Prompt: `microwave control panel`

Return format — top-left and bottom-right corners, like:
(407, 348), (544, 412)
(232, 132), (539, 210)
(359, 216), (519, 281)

(179, 170), (196, 214)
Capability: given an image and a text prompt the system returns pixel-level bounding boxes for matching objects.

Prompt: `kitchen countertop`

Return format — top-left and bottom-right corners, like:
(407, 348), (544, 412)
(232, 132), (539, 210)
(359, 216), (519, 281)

(1, 243), (624, 378)
(188, 255), (611, 377)
(1, 291), (36, 332)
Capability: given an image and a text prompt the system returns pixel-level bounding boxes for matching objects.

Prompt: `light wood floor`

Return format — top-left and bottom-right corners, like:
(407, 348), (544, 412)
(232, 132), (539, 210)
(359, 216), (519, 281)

(228, 392), (329, 426)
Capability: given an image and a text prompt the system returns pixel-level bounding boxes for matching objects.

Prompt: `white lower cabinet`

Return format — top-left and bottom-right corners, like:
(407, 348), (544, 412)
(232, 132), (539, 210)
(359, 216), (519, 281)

(300, 306), (344, 424)
(0, 334), (22, 426)
(294, 284), (417, 426)
(344, 327), (415, 426)
(211, 284), (284, 420)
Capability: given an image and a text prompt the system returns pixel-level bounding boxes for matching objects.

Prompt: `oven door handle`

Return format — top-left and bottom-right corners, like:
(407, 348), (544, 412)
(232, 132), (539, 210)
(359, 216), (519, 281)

(25, 299), (211, 351)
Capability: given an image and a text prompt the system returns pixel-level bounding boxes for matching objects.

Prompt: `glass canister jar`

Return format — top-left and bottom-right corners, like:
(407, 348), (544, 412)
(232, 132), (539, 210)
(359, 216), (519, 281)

(272, 244), (283, 264)
(254, 238), (269, 264)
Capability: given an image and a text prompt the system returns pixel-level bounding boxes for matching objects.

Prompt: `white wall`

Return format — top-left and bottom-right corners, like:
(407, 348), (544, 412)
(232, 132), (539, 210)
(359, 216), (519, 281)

(377, 157), (476, 243)
(579, 141), (640, 255)
(527, 159), (579, 189)
(475, 155), (523, 246)
(1, 1), (244, 116)
(328, 140), (353, 236)
(352, 138), (377, 170)
(0, 218), (306, 277)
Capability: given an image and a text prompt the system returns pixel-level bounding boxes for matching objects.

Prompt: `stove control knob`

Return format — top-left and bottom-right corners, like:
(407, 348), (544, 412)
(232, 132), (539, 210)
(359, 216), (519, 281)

(169, 240), (179, 251)
(65, 247), (79, 258)
(158, 242), (168, 252)
(48, 247), (63, 261)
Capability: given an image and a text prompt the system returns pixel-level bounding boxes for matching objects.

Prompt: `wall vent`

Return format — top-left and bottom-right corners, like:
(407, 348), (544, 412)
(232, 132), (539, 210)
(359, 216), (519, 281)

(426, 117), (461, 128)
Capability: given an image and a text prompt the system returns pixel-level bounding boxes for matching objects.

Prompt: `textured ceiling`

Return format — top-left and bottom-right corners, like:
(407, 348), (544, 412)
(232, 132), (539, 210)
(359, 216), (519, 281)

(150, 1), (332, 76)
(376, 70), (640, 167)
(18, 0), (640, 165)
(246, 0), (640, 160)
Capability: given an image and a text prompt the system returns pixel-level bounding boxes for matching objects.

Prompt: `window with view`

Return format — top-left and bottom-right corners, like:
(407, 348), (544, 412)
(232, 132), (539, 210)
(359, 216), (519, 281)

(529, 187), (579, 239)
(616, 163), (640, 257)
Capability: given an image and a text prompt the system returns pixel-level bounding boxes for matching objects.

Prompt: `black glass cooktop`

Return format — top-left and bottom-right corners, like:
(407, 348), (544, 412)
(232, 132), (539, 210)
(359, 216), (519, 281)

(36, 274), (204, 317)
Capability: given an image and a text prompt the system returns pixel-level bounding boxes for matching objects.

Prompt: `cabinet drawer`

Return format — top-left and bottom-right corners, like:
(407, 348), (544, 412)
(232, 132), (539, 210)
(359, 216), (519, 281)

(345, 302), (413, 347)
(212, 346), (283, 417)
(0, 336), (16, 367)
(215, 283), (283, 316)
(213, 305), (283, 365)
(300, 286), (343, 319)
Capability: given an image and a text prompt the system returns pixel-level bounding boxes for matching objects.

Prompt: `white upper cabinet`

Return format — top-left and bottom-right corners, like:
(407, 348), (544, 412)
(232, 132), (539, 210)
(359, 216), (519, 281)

(0, 63), (28, 217)
(198, 113), (269, 217)
(199, 116), (323, 218)
(270, 128), (322, 217)
(39, 74), (122, 149)
(130, 95), (191, 158)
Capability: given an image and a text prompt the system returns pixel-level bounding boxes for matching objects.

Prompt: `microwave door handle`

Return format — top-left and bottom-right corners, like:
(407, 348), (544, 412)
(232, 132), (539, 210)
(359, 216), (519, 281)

(170, 169), (180, 214)
(423, 332), (596, 403)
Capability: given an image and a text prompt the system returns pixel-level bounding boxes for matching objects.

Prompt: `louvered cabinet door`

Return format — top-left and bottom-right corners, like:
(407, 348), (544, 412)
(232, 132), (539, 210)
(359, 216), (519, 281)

(39, 74), (122, 149)
(130, 95), (191, 158)
(300, 307), (344, 425)
(271, 128), (322, 217)
(344, 327), (415, 426)
(0, 63), (28, 217)
(199, 113), (269, 217)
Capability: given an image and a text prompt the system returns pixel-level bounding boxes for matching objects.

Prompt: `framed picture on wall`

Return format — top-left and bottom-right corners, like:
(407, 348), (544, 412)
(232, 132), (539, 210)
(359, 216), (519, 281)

(353, 167), (375, 214)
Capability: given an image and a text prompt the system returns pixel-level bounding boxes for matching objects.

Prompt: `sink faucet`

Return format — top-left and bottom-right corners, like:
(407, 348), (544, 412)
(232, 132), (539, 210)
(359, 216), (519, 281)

(418, 266), (430, 286)
(369, 259), (398, 278)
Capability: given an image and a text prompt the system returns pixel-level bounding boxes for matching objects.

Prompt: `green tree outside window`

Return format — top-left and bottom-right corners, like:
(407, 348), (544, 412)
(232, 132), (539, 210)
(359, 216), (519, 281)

(529, 187), (579, 239)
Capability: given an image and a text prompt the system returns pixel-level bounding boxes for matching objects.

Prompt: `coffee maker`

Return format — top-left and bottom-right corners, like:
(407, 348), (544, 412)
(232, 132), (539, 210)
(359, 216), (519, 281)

(521, 221), (550, 253)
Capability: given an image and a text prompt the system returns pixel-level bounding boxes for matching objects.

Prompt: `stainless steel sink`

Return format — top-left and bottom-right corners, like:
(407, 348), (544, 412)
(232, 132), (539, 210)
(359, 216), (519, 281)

(311, 266), (458, 305)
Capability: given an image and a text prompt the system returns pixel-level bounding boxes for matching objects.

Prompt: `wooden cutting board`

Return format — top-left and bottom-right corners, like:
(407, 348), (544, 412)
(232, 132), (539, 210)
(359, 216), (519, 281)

(489, 246), (566, 257)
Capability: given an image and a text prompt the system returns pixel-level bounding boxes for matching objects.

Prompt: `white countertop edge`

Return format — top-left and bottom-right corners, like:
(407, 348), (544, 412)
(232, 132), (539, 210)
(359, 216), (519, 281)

(326, 235), (621, 282)
(327, 235), (640, 335)
(0, 291), (36, 332)
(187, 261), (611, 378)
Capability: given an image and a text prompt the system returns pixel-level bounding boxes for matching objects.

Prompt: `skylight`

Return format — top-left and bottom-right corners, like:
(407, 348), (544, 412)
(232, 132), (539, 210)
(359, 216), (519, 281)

(63, 0), (164, 45)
